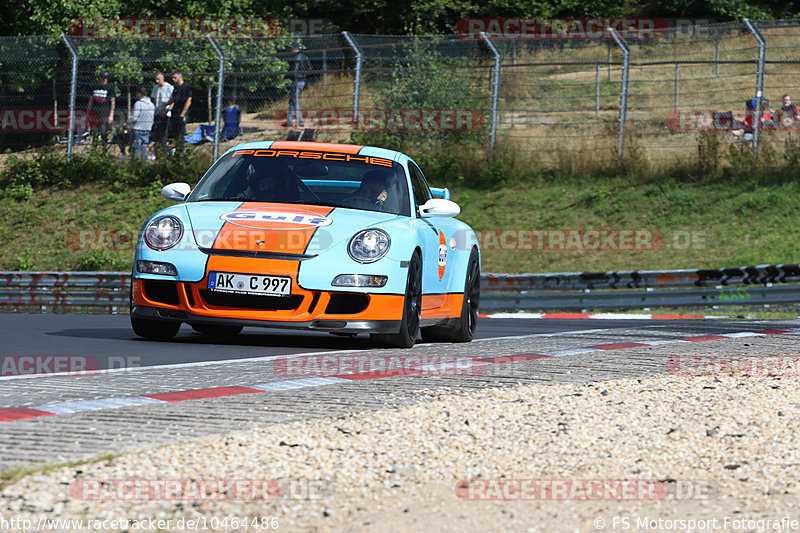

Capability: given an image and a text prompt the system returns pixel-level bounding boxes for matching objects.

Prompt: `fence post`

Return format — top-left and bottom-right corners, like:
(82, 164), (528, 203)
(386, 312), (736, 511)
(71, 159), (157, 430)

(206, 36), (225, 161)
(322, 49), (328, 85)
(480, 32), (501, 149)
(714, 31), (720, 77)
(595, 64), (600, 117)
(609, 27), (630, 158)
(674, 63), (679, 111)
(207, 75), (212, 123)
(61, 34), (78, 161)
(342, 31), (362, 126)
(744, 19), (766, 152)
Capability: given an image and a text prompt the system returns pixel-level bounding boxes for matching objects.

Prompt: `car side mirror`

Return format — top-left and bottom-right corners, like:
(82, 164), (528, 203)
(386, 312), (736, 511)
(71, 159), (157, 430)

(161, 182), (191, 202)
(419, 198), (460, 218)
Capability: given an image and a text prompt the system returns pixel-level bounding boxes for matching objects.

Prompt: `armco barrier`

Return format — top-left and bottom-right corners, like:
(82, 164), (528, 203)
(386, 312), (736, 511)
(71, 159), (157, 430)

(0, 272), (131, 313)
(1, 266), (799, 313)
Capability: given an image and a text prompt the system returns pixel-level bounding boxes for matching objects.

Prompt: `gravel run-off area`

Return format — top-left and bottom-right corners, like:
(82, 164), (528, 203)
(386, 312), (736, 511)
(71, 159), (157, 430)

(3, 371), (800, 532)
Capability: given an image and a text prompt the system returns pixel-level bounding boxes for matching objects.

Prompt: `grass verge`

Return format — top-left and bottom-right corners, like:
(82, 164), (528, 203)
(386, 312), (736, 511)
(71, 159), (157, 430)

(1, 142), (798, 273)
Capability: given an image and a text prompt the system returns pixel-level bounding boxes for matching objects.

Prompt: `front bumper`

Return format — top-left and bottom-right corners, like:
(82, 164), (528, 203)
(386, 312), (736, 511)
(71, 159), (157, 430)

(131, 304), (402, 333)
(132, 255), (405, 333)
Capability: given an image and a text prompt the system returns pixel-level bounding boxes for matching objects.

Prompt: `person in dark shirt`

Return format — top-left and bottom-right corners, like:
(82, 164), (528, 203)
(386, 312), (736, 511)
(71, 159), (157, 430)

(779, 94), (800, 128)
(283, 42), (312, 128)
(162, 71), (193, 150)
(86, 71), (116, 147)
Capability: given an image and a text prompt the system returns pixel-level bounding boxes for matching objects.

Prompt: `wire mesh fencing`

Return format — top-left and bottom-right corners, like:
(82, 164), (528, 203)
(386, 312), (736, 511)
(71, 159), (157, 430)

(0, 21), (798, 169)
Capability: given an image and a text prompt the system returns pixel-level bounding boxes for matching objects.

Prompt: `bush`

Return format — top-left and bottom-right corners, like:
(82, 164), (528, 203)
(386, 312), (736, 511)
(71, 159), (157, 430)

(0, 149), (213, 197)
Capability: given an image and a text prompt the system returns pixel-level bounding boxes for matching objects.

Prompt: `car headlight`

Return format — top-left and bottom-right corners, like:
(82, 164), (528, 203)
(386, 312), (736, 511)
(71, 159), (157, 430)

(144, 215), (183, 251)
(348, 229), (390, 263)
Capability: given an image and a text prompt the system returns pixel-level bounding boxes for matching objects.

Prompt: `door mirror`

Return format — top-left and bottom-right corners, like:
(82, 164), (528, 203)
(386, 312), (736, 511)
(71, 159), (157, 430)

(161, 182), (191, 202)
(419, 198), (460, 218)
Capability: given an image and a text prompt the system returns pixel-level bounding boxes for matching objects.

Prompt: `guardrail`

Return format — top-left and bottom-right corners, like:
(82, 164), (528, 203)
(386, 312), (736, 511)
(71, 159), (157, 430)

(0, 272), (131, 313)
(1, 266), (800, 313)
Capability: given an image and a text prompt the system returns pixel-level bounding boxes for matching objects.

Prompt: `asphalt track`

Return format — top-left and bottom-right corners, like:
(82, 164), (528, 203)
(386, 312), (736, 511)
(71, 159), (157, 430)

(3, 313), (800, 470)
(0, 314), (765, 370)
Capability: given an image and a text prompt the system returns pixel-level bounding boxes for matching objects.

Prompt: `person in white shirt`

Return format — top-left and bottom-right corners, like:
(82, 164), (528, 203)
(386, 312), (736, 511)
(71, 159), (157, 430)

(150, 71), (173, 153)
(126, 87), (155, 162)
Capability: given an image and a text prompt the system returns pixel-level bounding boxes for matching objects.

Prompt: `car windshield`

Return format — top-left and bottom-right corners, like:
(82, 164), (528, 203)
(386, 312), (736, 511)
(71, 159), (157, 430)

(187, 149), (411, 217)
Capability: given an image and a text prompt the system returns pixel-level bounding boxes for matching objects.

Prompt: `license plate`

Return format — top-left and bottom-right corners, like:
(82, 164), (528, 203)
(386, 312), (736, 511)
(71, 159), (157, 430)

(208, 271), (292, 296)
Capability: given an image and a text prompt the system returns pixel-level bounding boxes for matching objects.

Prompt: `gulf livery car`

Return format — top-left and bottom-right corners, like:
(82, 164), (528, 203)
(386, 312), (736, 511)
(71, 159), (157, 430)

(131, 141), (480, 348)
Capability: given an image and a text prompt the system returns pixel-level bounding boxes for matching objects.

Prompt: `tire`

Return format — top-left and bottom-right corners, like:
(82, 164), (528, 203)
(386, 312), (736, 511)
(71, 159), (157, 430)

(421, 247), (479, 343)
(131, 317), (181, 341)
(372, 251), (422, 348)
(191, 324), (243, 337)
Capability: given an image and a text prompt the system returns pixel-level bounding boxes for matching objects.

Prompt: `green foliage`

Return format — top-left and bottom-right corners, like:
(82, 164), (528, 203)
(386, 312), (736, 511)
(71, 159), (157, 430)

(0, 149), (212, 198)
(353, 37), (487, 153)
(3, 0), (799, 36)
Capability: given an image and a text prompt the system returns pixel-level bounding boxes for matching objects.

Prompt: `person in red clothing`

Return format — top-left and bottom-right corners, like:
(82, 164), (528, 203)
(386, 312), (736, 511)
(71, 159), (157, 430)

(743, 97), (775, 138)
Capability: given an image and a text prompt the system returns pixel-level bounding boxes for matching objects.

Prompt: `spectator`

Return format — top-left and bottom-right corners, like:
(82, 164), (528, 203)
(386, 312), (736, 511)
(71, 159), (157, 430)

(760, 98), (776, 130)
(86, 71), (115, 147)
(163, 71), (193, 151)
(126, 87), (155, 162)
(779, 94), (800, 127)
(742, 97), (775, 138)
(150, 71), (173, 152)
(282, 42), (312, 128)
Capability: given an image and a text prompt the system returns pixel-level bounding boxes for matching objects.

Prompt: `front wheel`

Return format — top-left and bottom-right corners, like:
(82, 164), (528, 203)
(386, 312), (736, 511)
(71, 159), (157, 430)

(421, 247), (479, 343)
(131, 317), (181, 341)
(372, 252), (421, 348)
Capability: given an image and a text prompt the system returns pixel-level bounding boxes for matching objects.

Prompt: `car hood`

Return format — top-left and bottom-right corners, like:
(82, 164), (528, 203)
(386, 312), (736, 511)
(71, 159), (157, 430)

(184, 201), (402, 254)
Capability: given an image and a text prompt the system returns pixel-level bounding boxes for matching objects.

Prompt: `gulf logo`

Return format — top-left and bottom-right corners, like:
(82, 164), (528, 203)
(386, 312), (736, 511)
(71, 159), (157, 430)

(221, 209), (332, 230)
(438, 231), (447, 280)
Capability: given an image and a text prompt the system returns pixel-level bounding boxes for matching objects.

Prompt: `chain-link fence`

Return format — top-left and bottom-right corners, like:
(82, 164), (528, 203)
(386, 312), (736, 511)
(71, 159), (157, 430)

(1, 21), (798, 167)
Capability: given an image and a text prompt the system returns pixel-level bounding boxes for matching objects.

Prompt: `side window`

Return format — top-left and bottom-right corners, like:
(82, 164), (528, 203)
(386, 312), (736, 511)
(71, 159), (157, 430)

(408, 162), (432, 209)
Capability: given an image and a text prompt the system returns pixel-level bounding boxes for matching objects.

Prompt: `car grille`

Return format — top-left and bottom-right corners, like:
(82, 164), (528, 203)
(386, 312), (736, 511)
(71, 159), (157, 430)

(200, 290), (303, 311)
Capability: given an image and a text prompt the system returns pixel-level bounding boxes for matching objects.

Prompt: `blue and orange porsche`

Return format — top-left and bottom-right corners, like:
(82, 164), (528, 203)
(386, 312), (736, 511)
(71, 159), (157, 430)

(131, 141), (480, 347)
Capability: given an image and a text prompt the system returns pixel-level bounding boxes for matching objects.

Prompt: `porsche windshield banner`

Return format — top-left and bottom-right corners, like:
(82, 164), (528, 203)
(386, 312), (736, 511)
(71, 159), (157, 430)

(231, 149), (393, 167)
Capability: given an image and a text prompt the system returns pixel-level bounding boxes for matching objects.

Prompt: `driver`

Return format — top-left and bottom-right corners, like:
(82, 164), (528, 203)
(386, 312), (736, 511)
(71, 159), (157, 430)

(245, 160), (297, 202)
(353, 170), (390, 205)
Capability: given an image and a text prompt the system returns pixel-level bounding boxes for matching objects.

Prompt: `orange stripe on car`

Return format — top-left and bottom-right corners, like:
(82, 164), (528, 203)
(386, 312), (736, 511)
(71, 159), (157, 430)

(270, 141), (364, 153)
(212, 202), (335, 255)
(422, 293), (464, 320)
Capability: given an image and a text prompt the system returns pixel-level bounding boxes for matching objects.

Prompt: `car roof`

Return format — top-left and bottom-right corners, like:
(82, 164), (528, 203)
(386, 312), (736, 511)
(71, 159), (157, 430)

(222, 140), (402, 162)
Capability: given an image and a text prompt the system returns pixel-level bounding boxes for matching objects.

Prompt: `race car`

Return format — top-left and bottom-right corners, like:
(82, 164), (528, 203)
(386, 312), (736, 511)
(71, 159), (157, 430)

(130, 141), (480, 347)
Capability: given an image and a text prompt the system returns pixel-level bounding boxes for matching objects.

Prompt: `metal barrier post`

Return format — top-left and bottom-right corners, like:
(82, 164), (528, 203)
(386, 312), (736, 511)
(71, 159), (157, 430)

(609, 27), (630, 157)
(674, 63), (679, 111)
(206, 36), (225, 161)
(61, 34), (78, 161)
(595, 64), (600, 117)
(480, 32), (501, 149)
(342, 32), (362, 125)
(744, 19), (766, 152)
